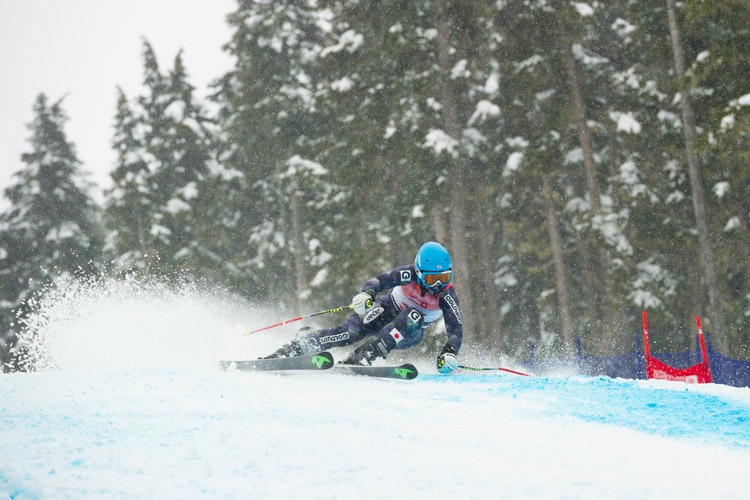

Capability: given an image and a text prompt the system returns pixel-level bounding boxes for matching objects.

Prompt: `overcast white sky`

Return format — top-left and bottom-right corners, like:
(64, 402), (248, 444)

(0, 0), (236, 207)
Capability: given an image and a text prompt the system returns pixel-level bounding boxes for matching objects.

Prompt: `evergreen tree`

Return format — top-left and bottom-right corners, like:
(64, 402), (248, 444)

(216, 0), (346, 309)
(105, 41), (226, 284)
(687, 0), (750, 355)
(204, 0), (750, 359)
(598, 0), (700, 351)
(105, 87), (151, 269)
(0, 94), (102, 369)
(317, 0), (499, 346)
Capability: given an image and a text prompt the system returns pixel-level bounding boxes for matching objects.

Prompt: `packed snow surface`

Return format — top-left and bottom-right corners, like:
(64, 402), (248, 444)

(2, 278), (750, 499)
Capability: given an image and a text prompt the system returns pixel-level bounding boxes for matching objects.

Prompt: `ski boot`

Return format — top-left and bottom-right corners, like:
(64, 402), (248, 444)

(263, 340), (304, 359)
(263, 328), (320, 359)
(340, 337), (390, 366)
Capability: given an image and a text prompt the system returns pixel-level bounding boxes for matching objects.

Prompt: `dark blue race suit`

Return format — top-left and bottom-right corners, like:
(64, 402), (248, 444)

(304, 264), (463, 355)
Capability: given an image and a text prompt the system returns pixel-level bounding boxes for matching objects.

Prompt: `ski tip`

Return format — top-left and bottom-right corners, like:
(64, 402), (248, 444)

(332, 362), (418, 380)
(311, 352), (335, 370)
(220, 360), (261, 371)
(220, 360), (247, 371)
(396, 363), (419, 380)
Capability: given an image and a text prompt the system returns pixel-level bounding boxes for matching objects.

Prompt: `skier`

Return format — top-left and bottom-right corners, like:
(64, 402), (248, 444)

(265, 241), (463, 373)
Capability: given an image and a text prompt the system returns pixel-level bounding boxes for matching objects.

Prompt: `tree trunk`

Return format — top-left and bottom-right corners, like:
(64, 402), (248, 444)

(136, 204), (148, 260)
(289, 187), (307, 306)
(275, 162), (298, 307)
(431, 206), (449, 245)
(665, 0), (727, 351)
(738, 202), (750, 299)
(543, 175), (575, 354)
(557, 13), (617, 353)
(579, 241), (607, 356)
(477, 201), (503, 350)
(557, 14), (600, 213)
(433, 0), (475, 341)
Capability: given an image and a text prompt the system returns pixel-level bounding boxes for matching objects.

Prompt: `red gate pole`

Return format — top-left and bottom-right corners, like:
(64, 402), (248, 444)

(642, 311), (651, 378)
(695, 316), (711, 371)
(642, 311), (650, 357)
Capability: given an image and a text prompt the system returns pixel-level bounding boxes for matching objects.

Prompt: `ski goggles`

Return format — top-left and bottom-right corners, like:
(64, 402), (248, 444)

(419, 269), (452, 287)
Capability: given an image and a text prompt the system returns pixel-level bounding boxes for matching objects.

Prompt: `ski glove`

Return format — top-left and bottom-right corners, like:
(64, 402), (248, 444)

(437, 345), (459, 374)
(352, 290), (376, 316)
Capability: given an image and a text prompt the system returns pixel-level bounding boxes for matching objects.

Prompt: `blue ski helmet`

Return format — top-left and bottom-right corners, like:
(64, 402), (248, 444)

(415, 242), (453, 291)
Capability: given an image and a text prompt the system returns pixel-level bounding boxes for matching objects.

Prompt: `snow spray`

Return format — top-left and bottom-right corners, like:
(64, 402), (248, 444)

(14, 274), (284, 371)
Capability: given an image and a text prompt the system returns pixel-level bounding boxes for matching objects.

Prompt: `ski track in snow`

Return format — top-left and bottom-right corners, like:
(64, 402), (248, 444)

(2, 278), (750, 499)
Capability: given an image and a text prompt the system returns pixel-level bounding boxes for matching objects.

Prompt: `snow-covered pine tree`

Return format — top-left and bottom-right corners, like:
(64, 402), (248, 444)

(105, 88), (151, 269)
(0, 94), (102, 369)
(105, 41), (223, 283)
(684, 0), (750, 355)
(216, 0), (344, 309)
(317, 0), (498, 344)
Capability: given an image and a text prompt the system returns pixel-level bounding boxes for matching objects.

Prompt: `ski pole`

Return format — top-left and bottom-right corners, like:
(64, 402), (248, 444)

(458, 365), (530, 376)
(245, 305), (353, 336)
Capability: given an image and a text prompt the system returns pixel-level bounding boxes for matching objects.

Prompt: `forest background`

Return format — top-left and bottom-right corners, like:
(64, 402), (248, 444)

(2, 0), (750, 371)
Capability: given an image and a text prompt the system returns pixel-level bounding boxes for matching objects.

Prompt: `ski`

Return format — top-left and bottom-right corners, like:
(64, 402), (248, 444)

(332, 363), (418, 380)
(220, 352), (334, 372)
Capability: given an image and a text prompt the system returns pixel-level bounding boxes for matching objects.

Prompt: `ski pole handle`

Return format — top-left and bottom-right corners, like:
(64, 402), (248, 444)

(458, 365), (530, 376)
(245, 305), (353, 336)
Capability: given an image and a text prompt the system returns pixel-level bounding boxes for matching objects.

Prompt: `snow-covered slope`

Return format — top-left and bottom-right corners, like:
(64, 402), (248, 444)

(2, 279), (750, 499)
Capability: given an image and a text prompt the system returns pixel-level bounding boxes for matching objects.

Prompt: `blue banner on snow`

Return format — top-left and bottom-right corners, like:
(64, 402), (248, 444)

(521, 333), (750, 388)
